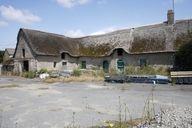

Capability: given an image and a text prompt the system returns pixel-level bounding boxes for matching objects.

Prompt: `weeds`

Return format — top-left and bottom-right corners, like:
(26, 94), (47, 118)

(92, 70), (108, 77)
(120, 86), (129, 91)
(141, 85), (156, 126)
(0, 84), (19, 88)
(22, 71), (36, 78)
(41, 65), (169, 83)
(72, 68), (82, 77)
(67, 112), (77, 128)
(38, 68), (48, 74)
(124, 65), (168, 76)
(102, 85), (157, 128)
(43, 74), (104, 83)
(109, 96), (129, 128)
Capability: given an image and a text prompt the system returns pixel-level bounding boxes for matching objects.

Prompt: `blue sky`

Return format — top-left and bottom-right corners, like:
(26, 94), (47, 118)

(0, 0), (192, 50)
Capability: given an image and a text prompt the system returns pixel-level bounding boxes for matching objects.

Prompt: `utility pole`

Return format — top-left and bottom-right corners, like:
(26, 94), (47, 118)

(172, 0), (175, 13)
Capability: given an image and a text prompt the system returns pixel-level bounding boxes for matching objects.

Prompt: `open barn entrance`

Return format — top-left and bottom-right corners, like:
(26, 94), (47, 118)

(23, 60), (29, 71)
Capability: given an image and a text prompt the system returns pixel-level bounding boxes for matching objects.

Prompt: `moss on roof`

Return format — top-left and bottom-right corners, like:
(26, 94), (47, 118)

(130, 36), (166, 53)
(21, 29), (79, 56)
(14, 19), (192, 57)
(78, 43), (116, 57)
(2, 58), (14, 65)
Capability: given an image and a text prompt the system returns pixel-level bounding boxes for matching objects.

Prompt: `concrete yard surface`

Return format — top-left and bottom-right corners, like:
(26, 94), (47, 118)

(0, 76), (192, 128)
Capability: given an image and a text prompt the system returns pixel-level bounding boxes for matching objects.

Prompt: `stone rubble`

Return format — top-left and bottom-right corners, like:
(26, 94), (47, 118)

(135, 106), (192, 128)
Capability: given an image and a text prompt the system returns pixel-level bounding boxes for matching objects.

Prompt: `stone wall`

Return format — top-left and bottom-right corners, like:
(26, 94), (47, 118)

(14, 31), (36, 73)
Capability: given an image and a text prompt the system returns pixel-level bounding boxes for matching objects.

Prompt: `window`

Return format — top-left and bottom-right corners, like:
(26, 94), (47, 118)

(53, 62), (57, 68)
(140, 58), (147, 67)
(117, 60), (124, 71)
(61, 53), (65, 59)
(22, 49), (25, 58)
(82, 61), (86, 69)
(117, 48), (123, 56)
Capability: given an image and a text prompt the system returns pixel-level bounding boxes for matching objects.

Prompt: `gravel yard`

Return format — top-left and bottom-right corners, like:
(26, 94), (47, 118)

(0, 75), (192, 128)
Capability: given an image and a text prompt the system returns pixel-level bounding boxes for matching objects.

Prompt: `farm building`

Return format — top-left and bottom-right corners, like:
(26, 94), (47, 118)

(2, 48), (15, 74)
(13, 10), (192, 73)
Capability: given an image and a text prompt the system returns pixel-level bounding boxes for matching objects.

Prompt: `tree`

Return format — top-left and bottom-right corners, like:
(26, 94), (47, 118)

(174, 39), (192, 71)
(0, 50), (5, 64)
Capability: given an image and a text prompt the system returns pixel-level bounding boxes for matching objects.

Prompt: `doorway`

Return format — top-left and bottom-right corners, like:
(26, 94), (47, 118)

(23, 60), (29, 71)
(103, 61), (109, 71)
(117, 60), (124, 71)
(62, 62), (67, 70)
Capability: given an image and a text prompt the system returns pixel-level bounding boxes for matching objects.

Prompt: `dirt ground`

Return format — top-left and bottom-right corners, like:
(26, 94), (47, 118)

(0, 75), (192, 128)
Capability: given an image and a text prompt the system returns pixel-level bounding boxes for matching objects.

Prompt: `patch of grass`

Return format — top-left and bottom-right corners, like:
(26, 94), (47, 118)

(93, 70), (108, 77)
(72, 68), (82, 77)
(120, 86), (129, 91)
(43, 74), (104, 83)
(38, 87), (49, 90)
(38, 68), (48, 74)
(124, 65), (168, 76)
(109, 68), (120, 75)
(43, 65), (168, 83)
(22, 71), (36, 78)
(0, 84), (19, 88)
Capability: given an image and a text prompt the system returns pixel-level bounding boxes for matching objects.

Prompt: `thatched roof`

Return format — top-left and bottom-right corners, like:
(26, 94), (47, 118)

(14, 19), (192, 57)
(20, 29), (80, 56)
(5, 48), (15, 56)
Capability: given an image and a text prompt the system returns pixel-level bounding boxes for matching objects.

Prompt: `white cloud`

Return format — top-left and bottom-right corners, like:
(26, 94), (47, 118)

(78, 0), (90, 4)
(90, 26), (121, 35)
(0, 21), (8, 27)
(57, 0), (91, 8)
(64, 29), (86, 37)
(97, 0), (107, 5)
(0, 5), (41, 25)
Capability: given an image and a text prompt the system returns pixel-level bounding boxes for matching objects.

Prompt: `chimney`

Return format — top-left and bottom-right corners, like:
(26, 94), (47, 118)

(167, 10), (174, 25)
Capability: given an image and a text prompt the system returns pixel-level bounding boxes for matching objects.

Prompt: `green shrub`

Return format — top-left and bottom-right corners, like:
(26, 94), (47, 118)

(38, 68), (48, 74)
(109, 68), (119, 75)
(93, 70), (107, 77)
(22, 71), (28, 78)
(124, 65), (137, 74)
(174, 39), (192, 71)
(22, 71), (36, 78)
(138, 65), (156, 75)
(28, 71), (36, 78)
(72, 68), (82, 77)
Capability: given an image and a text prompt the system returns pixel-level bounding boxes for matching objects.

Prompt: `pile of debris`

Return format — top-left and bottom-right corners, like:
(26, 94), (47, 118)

(39, 70), (72, 79)
(104, 74), (170, 84)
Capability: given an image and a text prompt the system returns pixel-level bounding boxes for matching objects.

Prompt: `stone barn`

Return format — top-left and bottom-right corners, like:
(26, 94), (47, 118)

(13, 10), (192, 73)
(2, 48), (15, 74)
